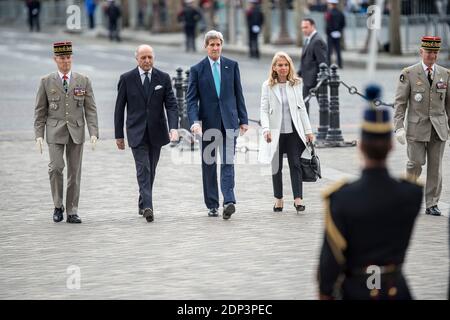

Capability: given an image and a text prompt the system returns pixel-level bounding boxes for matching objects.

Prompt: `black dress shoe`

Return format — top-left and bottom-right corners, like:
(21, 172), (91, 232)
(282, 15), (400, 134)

(53, 205), (64, 223)
(143, 208), (154, 222)
(67, 214), (82, 224)
(425, 205), (441, 216)
(294, 203), (306, 213)
(223, 203), (235, 220)
(208, 208), (219, 217)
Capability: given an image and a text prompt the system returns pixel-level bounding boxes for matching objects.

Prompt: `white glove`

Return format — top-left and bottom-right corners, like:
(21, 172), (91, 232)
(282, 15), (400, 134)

(90, 136), (97, 151)
(36, 137), (44, 154)
(395, 128), (406, 145)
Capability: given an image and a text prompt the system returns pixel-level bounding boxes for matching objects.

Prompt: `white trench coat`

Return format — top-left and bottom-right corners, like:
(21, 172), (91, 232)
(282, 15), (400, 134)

(258, 80), (313, 164)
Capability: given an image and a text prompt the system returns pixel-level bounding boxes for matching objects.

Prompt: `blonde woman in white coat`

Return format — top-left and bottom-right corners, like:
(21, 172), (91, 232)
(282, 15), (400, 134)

(259, 52), (314, 213)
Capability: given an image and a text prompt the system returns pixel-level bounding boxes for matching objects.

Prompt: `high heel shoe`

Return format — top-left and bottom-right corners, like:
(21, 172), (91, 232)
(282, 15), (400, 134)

(273, 205), (283, 212)
(294, 203), (305, 213)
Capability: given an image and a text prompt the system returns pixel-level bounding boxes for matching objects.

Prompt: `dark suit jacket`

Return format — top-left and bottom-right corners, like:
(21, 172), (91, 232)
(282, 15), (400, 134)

(297, 32), (328, 89)
(114, 67), (178, 148)
(186, 56), (248, 130)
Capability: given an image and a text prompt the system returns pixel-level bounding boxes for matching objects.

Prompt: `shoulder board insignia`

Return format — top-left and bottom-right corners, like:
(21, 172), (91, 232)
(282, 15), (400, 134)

(322, 179), (348, 199)
(397, 174), (424, 187)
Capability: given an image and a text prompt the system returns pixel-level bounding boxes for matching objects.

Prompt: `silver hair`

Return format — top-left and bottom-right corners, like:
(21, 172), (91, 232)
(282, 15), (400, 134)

(204, 30), (224, 47)
(135, 44), (154, 59)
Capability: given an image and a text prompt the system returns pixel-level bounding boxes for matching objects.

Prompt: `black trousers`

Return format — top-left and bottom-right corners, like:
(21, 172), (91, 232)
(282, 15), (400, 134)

(28, 14), (40, 32)
(248, 31), (260, 58)
(131, 130), (161, 210)
(109, 20), (120, 41)
(185, 26), (196, 52)
(327, 36), (342, 68)
(272, 126), (306, 199)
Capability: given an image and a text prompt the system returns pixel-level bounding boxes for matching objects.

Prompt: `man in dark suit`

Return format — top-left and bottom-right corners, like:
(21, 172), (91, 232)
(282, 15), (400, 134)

(186, 30), (248, 220)
(114, 44), (178, 222)
(318, 86), (423, 300)
(297, 18), (327, 114)
(325, 0), (346, 68)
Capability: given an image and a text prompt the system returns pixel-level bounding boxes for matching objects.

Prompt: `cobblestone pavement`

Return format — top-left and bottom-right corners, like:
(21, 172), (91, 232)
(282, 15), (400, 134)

(0, 128), (448, 299)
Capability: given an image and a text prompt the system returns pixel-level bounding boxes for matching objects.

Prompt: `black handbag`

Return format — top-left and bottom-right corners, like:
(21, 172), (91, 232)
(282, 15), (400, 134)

(300, 142), (321, 182)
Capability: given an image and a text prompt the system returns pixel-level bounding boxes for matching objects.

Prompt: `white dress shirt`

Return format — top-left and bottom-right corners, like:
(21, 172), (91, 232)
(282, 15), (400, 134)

(57, 70), (72, 85)
(138, 66), (152, 84)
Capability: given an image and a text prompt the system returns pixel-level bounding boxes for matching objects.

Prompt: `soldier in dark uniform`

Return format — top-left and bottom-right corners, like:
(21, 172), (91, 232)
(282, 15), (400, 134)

(317, 86), (423, 300)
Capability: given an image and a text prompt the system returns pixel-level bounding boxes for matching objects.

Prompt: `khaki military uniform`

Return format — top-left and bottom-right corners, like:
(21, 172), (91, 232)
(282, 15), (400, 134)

(394, 62), (450, 208)
(34, 71), (98, 215)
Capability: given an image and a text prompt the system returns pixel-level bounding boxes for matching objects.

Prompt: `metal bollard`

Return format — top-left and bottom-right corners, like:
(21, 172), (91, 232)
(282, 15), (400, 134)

(181, 69), (191, 131)
(316, 63), (330, 143)
(326, 64), (344, 144)
(173, 67), (185, 129)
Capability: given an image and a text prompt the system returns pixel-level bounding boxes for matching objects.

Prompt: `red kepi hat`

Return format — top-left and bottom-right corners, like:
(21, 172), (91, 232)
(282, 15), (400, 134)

(421, 36), (441, 51)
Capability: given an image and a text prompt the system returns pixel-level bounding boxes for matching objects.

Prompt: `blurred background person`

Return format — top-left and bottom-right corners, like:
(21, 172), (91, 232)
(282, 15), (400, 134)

(246, 0), (264, 59)
(105, 0), (122, 42)
(325, 0), (346, 68)
(85, 0), (97, 30)
(178, 0), (202, 52)
(26, 0), (41, 32)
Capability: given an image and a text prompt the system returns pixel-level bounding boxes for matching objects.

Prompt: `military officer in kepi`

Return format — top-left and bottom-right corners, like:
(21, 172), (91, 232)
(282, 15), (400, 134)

(394, 36), (450, 216)
(34, 41), (99, 223)
(317, 85), (423, 300)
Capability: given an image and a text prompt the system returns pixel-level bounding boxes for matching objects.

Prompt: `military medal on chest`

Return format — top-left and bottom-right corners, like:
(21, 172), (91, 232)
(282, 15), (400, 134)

(414, 93), (423, 102)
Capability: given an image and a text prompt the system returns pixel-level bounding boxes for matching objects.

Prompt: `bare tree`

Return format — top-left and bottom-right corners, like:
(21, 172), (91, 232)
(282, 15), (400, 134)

(389, 0), (402, 55)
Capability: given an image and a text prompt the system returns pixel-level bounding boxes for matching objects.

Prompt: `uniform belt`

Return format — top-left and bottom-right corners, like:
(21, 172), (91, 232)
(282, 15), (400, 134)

(346, 264), (402, 277)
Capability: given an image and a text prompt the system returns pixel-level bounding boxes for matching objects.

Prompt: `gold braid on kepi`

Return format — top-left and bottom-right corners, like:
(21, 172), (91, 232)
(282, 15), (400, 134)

(421, 36), (441, 51)
(361, 84), (392, 140)
(53, 41), (72, 56)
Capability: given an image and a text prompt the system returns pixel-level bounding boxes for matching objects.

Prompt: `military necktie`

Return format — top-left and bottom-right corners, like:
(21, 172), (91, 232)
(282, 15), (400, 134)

(427, 67), (433, 86)
(143, 71), (150, 98)
(212, 61), (221, 98)
(62, 74), (68, 93)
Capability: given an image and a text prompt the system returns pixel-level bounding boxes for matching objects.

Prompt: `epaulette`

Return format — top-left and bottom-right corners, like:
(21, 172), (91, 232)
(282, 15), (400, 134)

(397, 174), (424, 187)
(321, 179), (348, 199)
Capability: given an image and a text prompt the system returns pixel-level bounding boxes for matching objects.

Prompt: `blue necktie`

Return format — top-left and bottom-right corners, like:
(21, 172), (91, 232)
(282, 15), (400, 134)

(212, 61), (220, 97)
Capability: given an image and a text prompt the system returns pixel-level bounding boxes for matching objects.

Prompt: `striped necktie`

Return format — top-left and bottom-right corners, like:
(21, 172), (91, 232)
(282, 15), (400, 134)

(62, 74), (68, 93)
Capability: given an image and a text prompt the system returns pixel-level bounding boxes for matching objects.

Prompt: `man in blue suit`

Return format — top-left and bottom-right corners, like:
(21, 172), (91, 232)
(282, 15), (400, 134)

(114, 44), (179, 222)
(186, 30), (249, 220)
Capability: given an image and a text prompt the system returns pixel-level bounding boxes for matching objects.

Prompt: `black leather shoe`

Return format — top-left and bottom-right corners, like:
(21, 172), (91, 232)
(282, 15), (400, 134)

(425, 205), (441, 216)
(223, 203), (235, 220)
(67, 214), (82, 224)
(139, 208), (144, 216)
(294, 203), (306, 213)
(53, 205), (64, 223)
(208, 208), (219, 217)
(143, 208), (154, 222)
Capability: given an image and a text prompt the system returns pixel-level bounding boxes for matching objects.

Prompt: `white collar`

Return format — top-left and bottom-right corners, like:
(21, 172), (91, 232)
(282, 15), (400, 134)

(208, 56), (221, 67)
(307, 30), (317, 41)
(58, 70), (71, 81)
(421, 61), (435, 73)
(138, 66), (152, 76)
